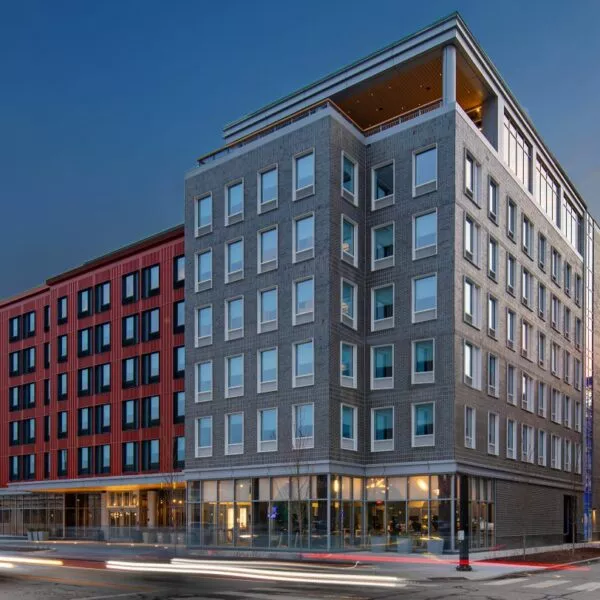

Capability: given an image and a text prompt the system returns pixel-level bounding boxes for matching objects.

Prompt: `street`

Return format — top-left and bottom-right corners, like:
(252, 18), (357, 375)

(1, 559), (600, 600)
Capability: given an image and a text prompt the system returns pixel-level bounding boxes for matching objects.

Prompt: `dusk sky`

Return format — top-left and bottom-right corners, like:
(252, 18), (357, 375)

(1, 0), (599, 299)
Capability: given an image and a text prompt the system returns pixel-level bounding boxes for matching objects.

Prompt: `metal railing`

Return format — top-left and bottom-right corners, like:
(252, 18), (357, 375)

(363, 99), (443, 137)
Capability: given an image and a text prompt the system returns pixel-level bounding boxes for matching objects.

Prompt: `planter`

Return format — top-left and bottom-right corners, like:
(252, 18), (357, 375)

(370, 535), (387, 552)
(156, 532), (164, 544)
(32, 531), (40, 541)
(27, 532), (33, 542)
(396, 537), (413, 553)
(427, 538), (444, 554)
(38, 531), (49, 541)
(176, 533), (186, 546)
(142, 532), (151, 544)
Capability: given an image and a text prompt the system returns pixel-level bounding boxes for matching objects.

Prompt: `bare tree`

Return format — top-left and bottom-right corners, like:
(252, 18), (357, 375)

(290, 406), (312, 548)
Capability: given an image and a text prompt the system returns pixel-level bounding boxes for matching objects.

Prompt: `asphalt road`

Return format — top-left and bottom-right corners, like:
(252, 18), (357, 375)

(1, 560), (600, 599)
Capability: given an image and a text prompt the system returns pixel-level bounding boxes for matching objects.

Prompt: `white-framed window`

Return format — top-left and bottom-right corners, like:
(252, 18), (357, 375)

(551, 389), (562, 423)
(507, 364), (516, 405)
(551, 434), (562, 469)
(372, 284), (394, 331)
(371, 407), (394, 452)
(225, 412), (244, 455)
(195, 249), (212, 291)
(225, 180), (244, 225)
(575, 318), (582, 348)
(294, 151), (315, 199)
(522, 425), (534, 463)
(258, 408), (278, 453)
(506, 254), (516, 294)
(574, 358), (582, 390)
(412, 339), (435, 385)
(522, 215), (533, 256)
(538, 283), (546, 319)
(463, 278), (481, 328)
(195, 360), (212, 403)
(258, 165), (278, 212)
(538, 332), (546, 368)
(412, 402), (435, 447)
(551, 342), (560, 376)
(257, 287), (278, 333)
(521, 320), (531, 358)
(564, 439), (572, 472)
(574, 400), (582, 432)
(538, 234), (547, 270)
(551, 295), (560, 330)
(225, 238), (244, 283)
(341, 152), (358, 204)
(372, 222), (394, 270)
(488, 236), (498, 280)
(537, 381), (547, 417)
(521, 268), (532, 307)
(463, 341), (481, 390)
(195, 416), (212, 458)
(575, 443), (582, 474)
(465, 406), (476, 449)
(506, 309), (516, 349)
(487, 353), (499, 397)
(507, 199), (517, 240)
(487, 294), (498, 337)
(487, 412), (499, 455)
(293, 403), (314, 449)
(293, 340), (314, 388)
(464, 214), (480, 265)
(225, 354), (244, 398)
(371, 161), (394, 210)
(506, 418), (517, 460)
(340, 404), (358, 451)
(258, 347), (278, 393)
(564, 350), (571, 384)
(563, 394), (572, 428)
(225, 296), (244, 341)
(340, 342), (357, 388)
(195, 193), (212, 236)
(413, 210), (437, 259)
(488, 178), (498, 222)
(293, 213), (315, 262)
(521, 372), (534, 412)
(413, 145), (437, 195)
(575, 273), (583, 306)
(412, 273), (437, 322)
(465, 151), (480, 204)
(538, 430), (547, 466)
(564, 307), (571, 340)
(551, 248), (561, 284)
(564, 262), (572, 295)
(195, 305), (212, 346)
(258, 226), (278, 273)
(293, 277), (315, 325)
(340, 279), (357, 329)
(341, 216), (358, 266)
(371, 344), (394, 390)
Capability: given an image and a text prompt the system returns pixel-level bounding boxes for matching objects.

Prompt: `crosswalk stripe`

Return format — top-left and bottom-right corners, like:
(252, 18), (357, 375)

(484, 578), (527, 586)
(524, 579), (569, 588)
(569, 582), (600, 592)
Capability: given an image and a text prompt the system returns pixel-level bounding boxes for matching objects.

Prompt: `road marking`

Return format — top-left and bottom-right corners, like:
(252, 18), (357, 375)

(78, 594), (141, 600)
(524, 579), (569, 588)
(215, 593), (342, 600)
(569, 582), (600, 592)
(484, 578), (527, 586)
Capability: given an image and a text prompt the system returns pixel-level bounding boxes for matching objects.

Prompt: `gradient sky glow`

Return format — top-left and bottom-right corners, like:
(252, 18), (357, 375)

(1, 0), (599, 299)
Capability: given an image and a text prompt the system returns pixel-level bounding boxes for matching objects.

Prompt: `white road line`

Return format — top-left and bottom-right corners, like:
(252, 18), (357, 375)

(523, 579), (570, 589)
(484, 578), (528, 586)
(569, 582), (600, 592)
(215, 593), (351, 600)
(78, 594), (140, 600)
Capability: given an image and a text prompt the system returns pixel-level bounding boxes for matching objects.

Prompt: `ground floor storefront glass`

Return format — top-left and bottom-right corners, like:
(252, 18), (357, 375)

(187, 474), (495, 552)
(0, 494), (64, 537)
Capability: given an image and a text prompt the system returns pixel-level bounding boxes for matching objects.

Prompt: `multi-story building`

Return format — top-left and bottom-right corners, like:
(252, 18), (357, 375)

(0, 225), (186, 538)
(184, 13), (594, 551)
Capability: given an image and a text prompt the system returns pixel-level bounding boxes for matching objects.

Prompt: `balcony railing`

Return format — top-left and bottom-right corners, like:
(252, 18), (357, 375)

(363, 99), (443, 137)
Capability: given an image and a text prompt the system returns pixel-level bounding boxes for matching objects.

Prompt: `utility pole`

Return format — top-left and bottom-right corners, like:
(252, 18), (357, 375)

(456, 474), (472, 571)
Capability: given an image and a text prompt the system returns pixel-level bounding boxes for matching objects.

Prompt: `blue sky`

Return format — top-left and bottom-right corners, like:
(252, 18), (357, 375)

(1, 0), (599, 298)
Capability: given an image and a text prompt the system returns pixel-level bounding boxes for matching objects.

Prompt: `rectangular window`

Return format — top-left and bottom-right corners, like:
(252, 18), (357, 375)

(488, 178), (498, 222)
(487, 353), (499, 397)
(173, 346), (185, 379)
(293, 278), (314, 325)
(21, 312), (34, 338)
(293, 403), (314, 449)
(122, 357), (139, 388)
(538, 430), (547, 466)
(57, 411), (68, 438)
(463, 341), (481, 390)
(57, 373), (68, 400)
(372, 223), (394, 270)
(564, 439), (572, 472)
(174, 300), (185, 334)
(44, 378), (50, 405)
(78, 288), (92, 318)
(538, 283), (546, 319)
(538, 234), (547, 271)
(225, 238), (244, 282)
(465, 406), (476, 449)
(142, 352), (160, 385)
(77, 367), (91, 397)
(521, 372), (534, 411)
(95, 281), (111, 312)
(141, 265), (160, 298)
(340, 279), (357, 329)
(225, 413), (244, 455)
(537, 382), (547, 417)
(140, 309), (160, 343)
(564, 307), (571, 340)
(122, 315), (138, 346)
(78, 447), (91, 475)
(551, 296), (560, 331)
(464, 214), (480, 265)
(57, 296), (68, 324)
(57, 334), (68, 362)
(564, 350), (571, 384)
(413, 146), (437, 194)
(487, 413), (499, 455)
(173, 255), (185, 288)
(293, 213), (314, 262)
(487, 294), (498, 337)
(551, 389), (562, 423)
(372, 284), (394, 330)
(258, 347), (278, 393)
(522, 216), (533, 256)
(521, 268), (532, 307)
(341, 216), (357, 266)
(340, 404), (357, 451)
(341, 153), (357, 203)
(507, 199), (516, 241)
(413, 210), (437, 259)
(340, 342), (357, 388)
(9, 351), (20, 376)
(464, 152), (478, 202)
(574, 358), (582, 390)
(294, 151), (314, 197)
(371, 407), (393, 452)
(95, 322), (111, 353)
(142, 395), (160, 428)
(122, 441), (139, 472)
(44, 305), (50, 331)
(225, 296), (244, 340)
(259, 166), (278, 212)
(174, 392), (185, 424)
(371, 162), (394, 210)
(503, 113), (532, 189)
(22, 382), (35, 408)
(521, 320), (531, 358)
(195, 417), (213, 458)
(536, 160), (560, 226)
(563, 394), (572, 428)
(122, 271), (139, 304)
(506, 419), (517, 460)
(258, 408), (278, 453)
(551, 248), (561, 284)
(258, 226), (278, 273)
(551, 435), (562, 469)
(575, 274), (582, 306)
(95, 444), (111, 474)
(538, 332), (546, 368)
(95, 404), (110, 434)
(575, 400), (582, 432)
(258, 288), (277, 333)
(9, 387), (20, 411)
(371, 344), (394, 390)
(564, 262), (572, 296)
(412, 402), (434, 447)
(575, 317), (582, 348)
(463, 278), (481, 328)
(195, 305), (212, 346)
(9, 316), (20, 342)
(293, 340), (314, 388)
(412, 339), (434, 385)
(506, 254), (516, 294)
(195, 194), (212, 235)
(57, 449), (68, 476)
(122, 399), (139, 431)
(141, 439), (160, 471)
(225, 180), (244, 224)
(412, 274), (437, 322)
(225, 354), (244, 398)
(22, 347), (35, 373)
(195, 248), (212, 291)
(488, 236), (498, 280)
(95, 363), (111, 394)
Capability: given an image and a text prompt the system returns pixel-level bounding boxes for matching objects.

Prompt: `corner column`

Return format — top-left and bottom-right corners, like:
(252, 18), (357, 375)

(443, 45), (457, 106)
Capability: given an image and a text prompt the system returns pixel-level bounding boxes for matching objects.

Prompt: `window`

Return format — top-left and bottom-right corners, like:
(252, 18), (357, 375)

(122, 399), (139, 430)
(412, 274), (437, 322)
(195, 305), (212, 346)
(194, 360), (212, 404)
(57, 296), (68, 324)
(225, 180), (244, 224)
(575, 317), (582, 349)
(575, 274), (582, 306)
(371, 407), (393, 452)
(95, 281), (111, 312)
(57, 334), (68, 362)
(538, 430), (547, 466)
(258, 348), (278, 393)
(9, 421), (20, 446)
(142, 265), (160, 298)
(122, 357), (138, 388)
(412, 403), (434, 447)
(57, 373), (68, 400)
(413, 210), (437, 259)
(174, 346), (185, 379)
(44, 305), (50, 331)
(225, 239), (244, 282)
(551, 389), (562, 423)
(412, 339), (434, 384)
(293, 278), (314, 325)
(551, 248), (561, 284)
(225, 297), (244, 340)
(564, 349), (571, 384)
(95, 444), (111, 474)
(551, 435), (562, 469)
(564, 307), (571, 340)
(9, 456), (20, 481)
(564, 439), (572, 472)
(293, 340), (314, 388)
(22, 347), (35, 373)
(563, 395), (572, 428)
(9, 387), (20, 411)
(293, 214), (314, 262)
(464, 152), (479, 202)
(22, 382), (35, 408)
(487, 353), (499, 397)
(293, 403), (314, 449)
(258, 408), (278, 453)
(463, 341), (481, 389)
(551, 295), (560, 330)
(503, 113), (532, 189)
(195, 248), (212, 291)
(575, 400), (582, 432)
(142, 396), (160, 428)
(77, 367), (91, 396)
(142, 352), (160, 385)
(507, 362), (516, 402)
(522, 372), (534, 411)
(372, 162), (394, 209)
(57, 411), (68, 439)
(372, 223), (394, 270)
(506, 419), (517, 460)
(95, 404), (111, 434)
(538, 332), (546, 368)
(538, 234), (547, 271)
(506, 254), (516, 294)
(95, 363), (111, 394)
(21, 312), (34, 338)
(195, 194), (212, 235)
(521, 320), (532, 358)
(340, 279), (357, 329)
(465, 406), (476, 449)
(521, 268), (532, 307)
(488, 179), (498, 222)
(173, 255), (185, 288)
(413, 146), (437, 194)
(24, 419), (35, 444)
(174, 300), (185, 334)
(258, 287), (277, 333)
(341, 404), (357, 451)
(463, 278), (480, 327)
(258, 227), (278, 272)
(141, 439), (160, 471)
(372, 284), (394, 330)
(341, 153), (357, 202)
(9, 351), (20, 376)
(174, 436), (185, 469)
(522, 216), (533, 256)
(536, 160), (559, 226)
(294, 151), (314, 196)
(9, 316), (20, 342)
(487, 413), (499, 455)
(487, 294), (498, 337)
(574, 359), (582, 391)
(551, 342), (560, 377)
(195, 417), (213, 458)
(537, 382), (547, 417)
(78, 288), (92, 317)
(340, 342), (357, 388)
(225, 413), (244, 455)
(78, 447), (92, 475)
(122, 441), (139, 471)
(538, 283), (547, 319)
(341, 216), (357, 266)
(564, 262), (572, 296)
(259, 166), (278, 211)
(141, 308), (160, 342)
(95, 322), (111, 352)
(122, 315), (138, 346)
(464, 214), (480, 265)
(507, 199), (516, 241)
(488, 237), (498, 280)
(225, 354), (244, 398)
(122, 272), (139, 304)
(575, 443), (582, 474)
(371, 344), (393, 390)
